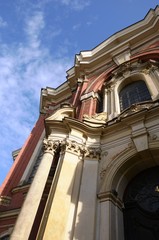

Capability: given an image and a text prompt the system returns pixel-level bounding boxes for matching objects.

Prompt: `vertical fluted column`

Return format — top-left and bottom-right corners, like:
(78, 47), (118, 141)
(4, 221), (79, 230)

(10, 139), (60, 240)
(42, 138), (85, 240)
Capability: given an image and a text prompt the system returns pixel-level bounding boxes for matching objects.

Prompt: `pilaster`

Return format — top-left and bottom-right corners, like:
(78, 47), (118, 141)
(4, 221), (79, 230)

(73, 146), (100, 240)
(10, 139), (59, 240)
(42, 138), (85, 240)
(98, 192), (124, 240)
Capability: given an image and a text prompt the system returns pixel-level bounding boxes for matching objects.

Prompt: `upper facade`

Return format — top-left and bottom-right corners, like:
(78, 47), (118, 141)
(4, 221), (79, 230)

(40, 6), (159, 124)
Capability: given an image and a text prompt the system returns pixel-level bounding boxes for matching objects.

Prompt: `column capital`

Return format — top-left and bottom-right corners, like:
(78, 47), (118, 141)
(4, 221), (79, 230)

(61, 138), (85, 158)
(84, 146), (101, 160)
(43, 139), (60, 155)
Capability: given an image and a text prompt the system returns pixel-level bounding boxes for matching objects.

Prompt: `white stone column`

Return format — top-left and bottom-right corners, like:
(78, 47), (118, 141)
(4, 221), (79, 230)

(110, 86), (116, 118)
(107, 88), (111, 116)
(73, 147), (100, 240)
(103, 89), (108, 112)
(10, 139), (60, 240)
(42, 139), (84, 240)
(98, 192), (124, 240)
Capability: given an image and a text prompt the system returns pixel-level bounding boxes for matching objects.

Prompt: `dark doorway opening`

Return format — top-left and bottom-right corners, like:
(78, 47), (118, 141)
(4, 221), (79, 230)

(123, 167), (159, 240)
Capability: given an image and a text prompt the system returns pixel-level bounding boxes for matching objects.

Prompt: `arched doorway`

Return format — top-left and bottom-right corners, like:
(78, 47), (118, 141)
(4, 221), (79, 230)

(123, 167), (159, 240)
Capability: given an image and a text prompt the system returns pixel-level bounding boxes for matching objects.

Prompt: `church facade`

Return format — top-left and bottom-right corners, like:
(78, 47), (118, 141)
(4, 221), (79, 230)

(0, 6), (159, 240)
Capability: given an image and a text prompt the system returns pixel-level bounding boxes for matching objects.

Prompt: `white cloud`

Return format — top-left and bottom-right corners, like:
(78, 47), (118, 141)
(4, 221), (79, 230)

(20, 0), (90, 11)
(0, 10), (72, 185)
(0, 16), (7, 28)
(73, 23), (81, 30)
(25, 11), (45, 49)
(61, 0), (90, 10)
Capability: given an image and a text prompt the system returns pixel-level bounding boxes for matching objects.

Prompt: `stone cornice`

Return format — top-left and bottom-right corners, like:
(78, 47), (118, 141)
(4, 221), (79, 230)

(63, 117), (103, 136)
(67, 7), (159, 81)
(40, 84), (72, 114)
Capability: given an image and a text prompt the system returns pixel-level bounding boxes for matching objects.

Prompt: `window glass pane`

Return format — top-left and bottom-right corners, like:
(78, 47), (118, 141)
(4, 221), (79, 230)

(119, 80), (151, 111)
(0, 236), (10, 240)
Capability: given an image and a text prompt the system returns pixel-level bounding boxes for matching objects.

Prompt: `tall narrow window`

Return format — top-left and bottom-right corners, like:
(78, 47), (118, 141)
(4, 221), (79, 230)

(27, 149), (43, 184)
(96, 92), (103, 113)
(119, 80), (151, 111)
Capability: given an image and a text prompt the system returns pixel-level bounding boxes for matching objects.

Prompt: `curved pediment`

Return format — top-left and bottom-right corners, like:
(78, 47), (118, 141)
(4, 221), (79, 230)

(46, 105), (75, 121)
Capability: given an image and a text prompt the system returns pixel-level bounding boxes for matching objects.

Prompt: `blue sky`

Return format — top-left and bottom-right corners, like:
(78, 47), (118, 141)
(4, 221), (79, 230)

(0, 0), (158, 185)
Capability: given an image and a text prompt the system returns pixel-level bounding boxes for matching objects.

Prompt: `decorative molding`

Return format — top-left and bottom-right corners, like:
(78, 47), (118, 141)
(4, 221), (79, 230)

(119, 101), (155, 119)
(0, 227), (13, 238)
(109, 59), (159, 84)
(83, 112), (107, 122)
(45, 105), (74, 121)
(151, 134), (158, 140)
(43, 138), (102, 161)
(100, 152), (108, 180)
(98, 191), (123, 210)
(113, 49), (130, 65)
(101, 143), (134, 175)
(43, 139), (60, 155)
(112, 61), (132, 79)
(141, 61), (159, 74)
(60, 138), (84, 156)
(100, 168), (106, 180)
(0, 209), (20, 219)
(83, 112), (107, 127)
(84, 146), (101, 160)
(0, 196), (11, 206)
(80, 91), (99, 101)
(12, 184), (30, 194)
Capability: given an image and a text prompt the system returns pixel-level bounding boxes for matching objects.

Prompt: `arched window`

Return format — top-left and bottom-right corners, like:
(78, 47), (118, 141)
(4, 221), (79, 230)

(119, 80), (151, 111)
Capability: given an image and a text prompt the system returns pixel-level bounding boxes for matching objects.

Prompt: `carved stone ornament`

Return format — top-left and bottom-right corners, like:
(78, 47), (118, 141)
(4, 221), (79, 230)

(141, 63), (157, 75)
(43, 138), (102, 160)
(83, 112), (107, 123)
(119, 102), (153, 119)
(0, 195), (11, 206)
(151, 134), (158, 140)
(100, 168), (106, 180)
(43, 138), (60, 155)
(100, 153), (108, 180)
(60, 138), (85, 156)
(112, 62), (132, 78)
(85, 147), (101, 160)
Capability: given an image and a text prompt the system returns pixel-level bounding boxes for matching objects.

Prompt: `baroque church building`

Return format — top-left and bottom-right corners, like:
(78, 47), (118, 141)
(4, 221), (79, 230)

(0, 6), (159, 240)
